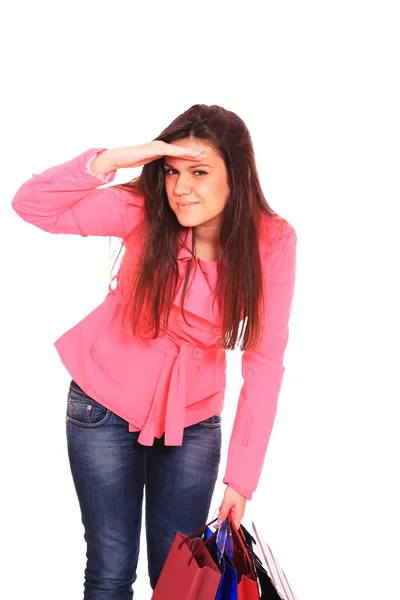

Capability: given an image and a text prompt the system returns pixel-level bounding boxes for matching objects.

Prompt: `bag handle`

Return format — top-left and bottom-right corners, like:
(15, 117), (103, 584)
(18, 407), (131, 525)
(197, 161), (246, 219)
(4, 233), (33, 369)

(188, 527), (219, 566)
(178, 516), (220, 567)
(177, 513), (258, 576)
(227, 513), (257, 580)
(178, 516), (219, 549)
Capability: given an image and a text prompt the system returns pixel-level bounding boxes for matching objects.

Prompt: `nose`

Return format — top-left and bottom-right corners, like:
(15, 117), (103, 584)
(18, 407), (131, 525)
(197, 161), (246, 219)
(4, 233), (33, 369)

(173, 173), (192, 195)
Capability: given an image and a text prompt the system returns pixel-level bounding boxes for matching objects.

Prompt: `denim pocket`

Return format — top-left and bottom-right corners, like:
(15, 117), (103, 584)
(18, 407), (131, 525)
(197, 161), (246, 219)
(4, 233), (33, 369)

(66, 380), (111, 428)
(196, 415), (222, 428)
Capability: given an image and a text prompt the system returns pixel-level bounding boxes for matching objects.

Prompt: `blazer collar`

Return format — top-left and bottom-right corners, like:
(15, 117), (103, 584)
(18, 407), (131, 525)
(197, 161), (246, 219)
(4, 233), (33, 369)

(174, 226), (222, 324)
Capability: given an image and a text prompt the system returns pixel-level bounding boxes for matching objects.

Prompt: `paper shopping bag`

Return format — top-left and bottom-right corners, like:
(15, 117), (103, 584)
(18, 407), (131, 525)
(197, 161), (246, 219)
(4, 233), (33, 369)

(203, 523), (238, 600)
(251, 521), (297, 600)
(203, 515), (261, 599)
(235, 521), (298, 600)
(227, 514), (261, 600)
(151, 518), (222, 600)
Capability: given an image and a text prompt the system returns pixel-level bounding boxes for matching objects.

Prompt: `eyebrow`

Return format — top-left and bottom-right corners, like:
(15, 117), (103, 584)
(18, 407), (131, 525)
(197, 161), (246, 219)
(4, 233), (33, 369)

(163, 162), (212, 169)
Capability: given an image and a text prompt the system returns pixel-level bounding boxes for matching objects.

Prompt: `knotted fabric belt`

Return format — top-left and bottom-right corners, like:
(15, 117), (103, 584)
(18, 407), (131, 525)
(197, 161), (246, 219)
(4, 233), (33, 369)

(132, 336), (193, 446)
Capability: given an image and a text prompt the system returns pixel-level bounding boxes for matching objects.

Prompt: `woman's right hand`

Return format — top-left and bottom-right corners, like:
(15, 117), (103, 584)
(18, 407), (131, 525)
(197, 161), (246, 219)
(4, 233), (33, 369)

(108, 141), (207, 170)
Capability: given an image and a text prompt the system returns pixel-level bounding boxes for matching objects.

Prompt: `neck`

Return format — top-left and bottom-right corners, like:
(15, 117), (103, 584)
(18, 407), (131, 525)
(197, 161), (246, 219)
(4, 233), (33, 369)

(192, 223), (222, 261)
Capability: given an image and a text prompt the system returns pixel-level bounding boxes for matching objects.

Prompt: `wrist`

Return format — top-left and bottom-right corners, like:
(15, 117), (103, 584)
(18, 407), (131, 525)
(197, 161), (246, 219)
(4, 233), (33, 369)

(90, 149), (118, 176)
(226, 483), (249, 500)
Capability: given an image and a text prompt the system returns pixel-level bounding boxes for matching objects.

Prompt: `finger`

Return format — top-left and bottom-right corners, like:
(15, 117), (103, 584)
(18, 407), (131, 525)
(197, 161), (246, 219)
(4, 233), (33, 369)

(234, 513), (245, 530)
(166, 145), (207, 158)
(217, 505), (230, 527)
(230, 507), (243, 531)
(216, 515), (225, 528)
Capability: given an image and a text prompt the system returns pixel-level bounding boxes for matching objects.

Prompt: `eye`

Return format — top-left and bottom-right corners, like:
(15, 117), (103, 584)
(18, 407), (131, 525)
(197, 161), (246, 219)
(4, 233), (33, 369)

(164, 168), (207, 177)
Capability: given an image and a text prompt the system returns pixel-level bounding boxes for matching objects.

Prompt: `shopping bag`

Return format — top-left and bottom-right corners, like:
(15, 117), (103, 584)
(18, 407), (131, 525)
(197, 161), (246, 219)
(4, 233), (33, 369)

(216, 554), (238, 599)
(238, 524), (283, 600)
(227, 513), (261, 600)
(251, 521), (297, 600)
(237, 521), (298, 600)
(203, 514), (260, 600)
(151, 517), (222, 600)
(203, 522), (237, 600)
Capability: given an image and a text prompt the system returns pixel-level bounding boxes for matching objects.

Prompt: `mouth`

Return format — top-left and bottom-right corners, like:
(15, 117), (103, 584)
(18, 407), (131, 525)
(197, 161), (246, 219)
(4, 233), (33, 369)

(176, 202), (200, 210)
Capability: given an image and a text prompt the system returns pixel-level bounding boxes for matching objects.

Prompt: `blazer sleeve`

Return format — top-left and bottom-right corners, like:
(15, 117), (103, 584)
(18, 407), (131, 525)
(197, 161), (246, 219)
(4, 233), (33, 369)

(222, 224), (298, 500)
(11, 147), (144, 238)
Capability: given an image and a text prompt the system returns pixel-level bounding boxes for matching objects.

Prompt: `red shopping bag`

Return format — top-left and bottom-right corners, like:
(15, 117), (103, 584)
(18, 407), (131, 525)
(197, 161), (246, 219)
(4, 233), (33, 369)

(227, 513), (261, 600)
(151, 517), (222, 600)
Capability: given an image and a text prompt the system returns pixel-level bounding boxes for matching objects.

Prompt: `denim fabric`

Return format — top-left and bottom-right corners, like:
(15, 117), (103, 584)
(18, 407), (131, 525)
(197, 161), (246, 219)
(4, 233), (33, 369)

(66, 378), (222, 599)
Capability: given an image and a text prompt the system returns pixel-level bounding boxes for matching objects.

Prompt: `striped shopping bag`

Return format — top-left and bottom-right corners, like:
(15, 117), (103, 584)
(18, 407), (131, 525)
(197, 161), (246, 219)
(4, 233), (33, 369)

(249, 521), (298, 600)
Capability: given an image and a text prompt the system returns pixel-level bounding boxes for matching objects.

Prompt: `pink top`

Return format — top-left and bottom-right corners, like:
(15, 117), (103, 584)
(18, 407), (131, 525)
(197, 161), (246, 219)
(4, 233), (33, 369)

(11, 147), (297, 500)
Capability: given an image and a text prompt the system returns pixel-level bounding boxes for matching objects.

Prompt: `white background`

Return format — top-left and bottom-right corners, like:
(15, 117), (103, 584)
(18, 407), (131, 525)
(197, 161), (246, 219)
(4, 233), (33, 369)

(1, 1), (399, 599)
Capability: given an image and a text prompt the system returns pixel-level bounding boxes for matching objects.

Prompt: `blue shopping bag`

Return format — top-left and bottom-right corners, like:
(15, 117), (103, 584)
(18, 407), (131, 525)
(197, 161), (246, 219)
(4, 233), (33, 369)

(203, 521), (238, 600)
(204, 515), (262, 600)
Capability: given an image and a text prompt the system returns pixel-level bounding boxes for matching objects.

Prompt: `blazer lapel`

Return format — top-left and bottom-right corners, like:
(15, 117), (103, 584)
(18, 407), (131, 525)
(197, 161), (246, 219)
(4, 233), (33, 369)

(174, 227), (222, 323)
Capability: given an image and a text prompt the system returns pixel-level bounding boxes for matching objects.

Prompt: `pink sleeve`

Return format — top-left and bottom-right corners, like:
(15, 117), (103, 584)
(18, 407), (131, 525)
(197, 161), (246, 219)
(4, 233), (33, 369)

(11, 148), (144, 238)
(222, 225), (298, 500)
(84, 151), (116, 183)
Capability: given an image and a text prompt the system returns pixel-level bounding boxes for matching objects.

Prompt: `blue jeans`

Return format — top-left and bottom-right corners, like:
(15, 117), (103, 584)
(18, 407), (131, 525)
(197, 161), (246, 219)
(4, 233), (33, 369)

(65, 378), (222, 599)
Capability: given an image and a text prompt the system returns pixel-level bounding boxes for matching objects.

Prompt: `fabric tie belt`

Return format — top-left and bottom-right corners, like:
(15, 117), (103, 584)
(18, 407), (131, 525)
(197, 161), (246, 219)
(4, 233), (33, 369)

(133, 335), (193, 446)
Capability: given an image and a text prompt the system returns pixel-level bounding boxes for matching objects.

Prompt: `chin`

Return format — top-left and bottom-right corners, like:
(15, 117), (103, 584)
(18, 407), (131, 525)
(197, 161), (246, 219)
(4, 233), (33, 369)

(177, 219), (202, 228)
(175, 214), (204, 227)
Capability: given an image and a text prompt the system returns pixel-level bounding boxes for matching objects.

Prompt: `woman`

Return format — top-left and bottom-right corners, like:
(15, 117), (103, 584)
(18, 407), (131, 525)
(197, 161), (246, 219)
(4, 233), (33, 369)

(11, 104), (297, 599)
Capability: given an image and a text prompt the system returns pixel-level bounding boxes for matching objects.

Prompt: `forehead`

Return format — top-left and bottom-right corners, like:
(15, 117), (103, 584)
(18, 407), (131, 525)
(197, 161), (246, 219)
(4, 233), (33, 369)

(163, 140), (219, 166)
(172, 137), (211, 147)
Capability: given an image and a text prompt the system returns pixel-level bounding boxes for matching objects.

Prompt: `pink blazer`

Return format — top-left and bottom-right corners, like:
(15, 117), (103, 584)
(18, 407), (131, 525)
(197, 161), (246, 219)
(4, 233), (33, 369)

(11, 147), (297, 501)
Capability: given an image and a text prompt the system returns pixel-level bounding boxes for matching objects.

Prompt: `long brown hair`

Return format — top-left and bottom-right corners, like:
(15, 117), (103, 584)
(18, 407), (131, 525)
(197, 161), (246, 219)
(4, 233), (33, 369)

(110, 104), (279, 352)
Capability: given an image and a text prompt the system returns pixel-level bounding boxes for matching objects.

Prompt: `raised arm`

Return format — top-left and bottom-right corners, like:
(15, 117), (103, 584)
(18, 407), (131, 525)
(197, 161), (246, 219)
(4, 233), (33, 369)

(11, 147), (144, 238)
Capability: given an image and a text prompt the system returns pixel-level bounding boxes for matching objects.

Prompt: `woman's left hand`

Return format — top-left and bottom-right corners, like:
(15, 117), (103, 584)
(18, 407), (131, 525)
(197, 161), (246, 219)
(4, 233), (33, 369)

(217, 484), (248, 529)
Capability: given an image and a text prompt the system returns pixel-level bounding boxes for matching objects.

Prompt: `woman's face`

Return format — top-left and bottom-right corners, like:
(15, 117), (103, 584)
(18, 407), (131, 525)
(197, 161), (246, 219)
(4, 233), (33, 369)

(163, 138), (230, 228)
